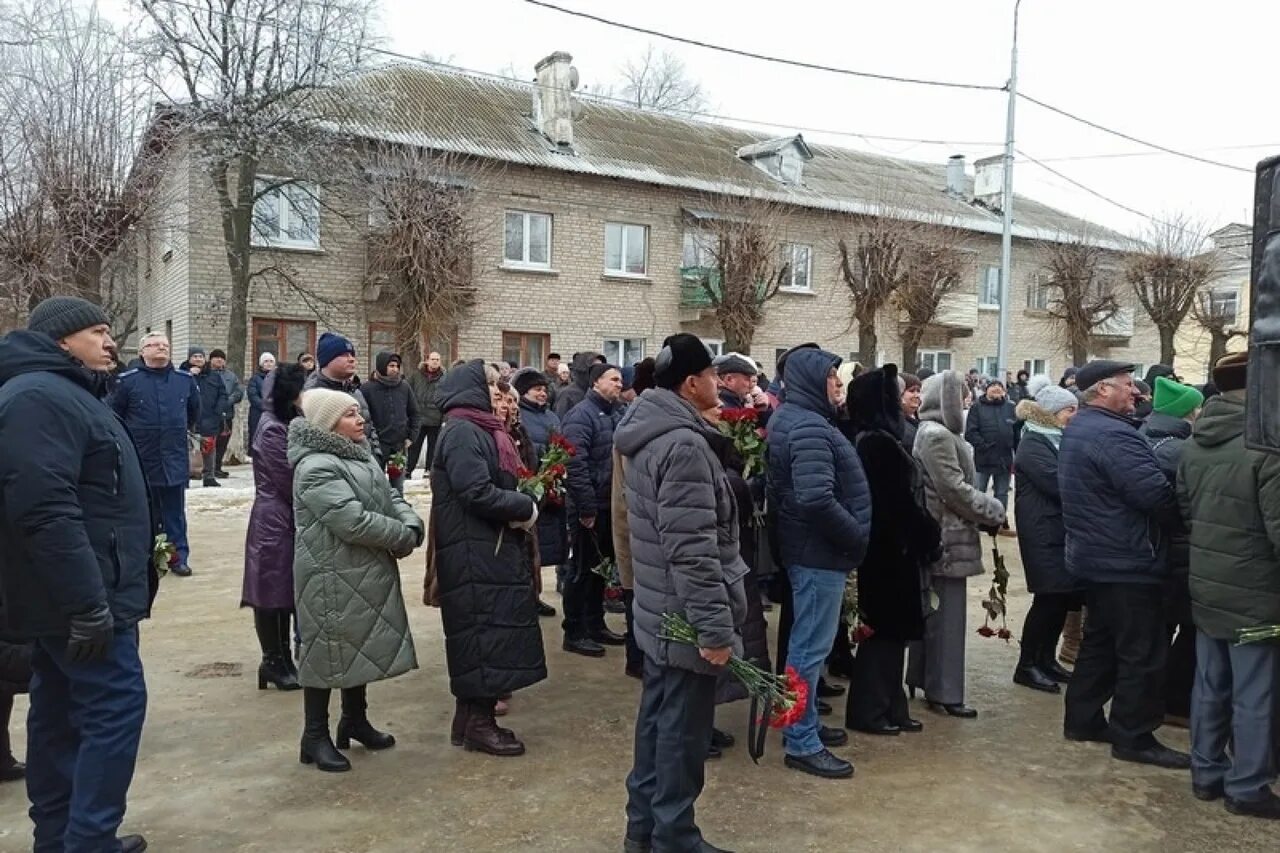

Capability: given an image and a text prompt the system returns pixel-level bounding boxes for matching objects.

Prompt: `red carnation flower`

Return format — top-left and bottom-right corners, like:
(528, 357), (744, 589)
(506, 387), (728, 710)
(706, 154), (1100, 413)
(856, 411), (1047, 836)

(976, 625), (996, 638)
(852, 623), (875, 644)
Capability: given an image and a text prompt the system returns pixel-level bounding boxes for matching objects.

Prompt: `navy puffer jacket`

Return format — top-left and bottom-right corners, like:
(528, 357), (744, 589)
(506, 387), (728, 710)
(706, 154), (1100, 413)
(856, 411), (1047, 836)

(561, 389), (622, 520)
(766, 348), (871, 573)
(1059, 405), (1177, 584)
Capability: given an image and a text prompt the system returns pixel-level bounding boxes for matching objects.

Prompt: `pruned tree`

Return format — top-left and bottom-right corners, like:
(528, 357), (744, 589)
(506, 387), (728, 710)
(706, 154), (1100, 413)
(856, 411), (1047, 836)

(895, 223), (971, 371)
(135, 0), (379, 374)
(836, 214), (913, 367)
(0, 0), (154, 339)
(617, 44), (708, 113)
(1191, 286), (1247, 372)
(1126, 216), (1220, 366)
(364, 145), (493, 363)
(1041, 238), (1119, 367)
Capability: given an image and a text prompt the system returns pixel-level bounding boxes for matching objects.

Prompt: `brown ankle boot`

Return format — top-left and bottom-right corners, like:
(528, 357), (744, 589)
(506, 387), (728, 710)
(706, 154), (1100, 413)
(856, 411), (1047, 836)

(463, 701), (525, 757)
(450, 698), (469, 747)
(1059, 609), (1084, 667)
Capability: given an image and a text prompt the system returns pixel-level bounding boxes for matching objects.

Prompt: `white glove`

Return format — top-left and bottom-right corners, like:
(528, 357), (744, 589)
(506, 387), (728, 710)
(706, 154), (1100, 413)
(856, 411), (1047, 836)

(508, 500), (538, 531)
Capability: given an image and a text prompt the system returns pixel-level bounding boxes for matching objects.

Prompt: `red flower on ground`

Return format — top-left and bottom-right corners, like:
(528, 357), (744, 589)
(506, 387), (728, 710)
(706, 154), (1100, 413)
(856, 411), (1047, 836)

(996, 627), (1013, 642)
(976, 625), (996, 638)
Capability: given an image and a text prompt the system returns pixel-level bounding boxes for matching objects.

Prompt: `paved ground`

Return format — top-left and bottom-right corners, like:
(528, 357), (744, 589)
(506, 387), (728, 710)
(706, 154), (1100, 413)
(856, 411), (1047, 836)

(1, 467), (1274, 852)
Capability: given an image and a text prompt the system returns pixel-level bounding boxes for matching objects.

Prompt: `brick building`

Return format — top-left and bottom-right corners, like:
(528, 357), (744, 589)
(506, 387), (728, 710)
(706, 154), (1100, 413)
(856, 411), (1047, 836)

(131, 51), (1161, 385)
(1172, 223), (1251, 382)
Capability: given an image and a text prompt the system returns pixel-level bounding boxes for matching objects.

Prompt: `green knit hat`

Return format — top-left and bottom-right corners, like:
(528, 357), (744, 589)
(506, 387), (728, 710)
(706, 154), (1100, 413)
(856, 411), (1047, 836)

(1153, 376), (1204, 419)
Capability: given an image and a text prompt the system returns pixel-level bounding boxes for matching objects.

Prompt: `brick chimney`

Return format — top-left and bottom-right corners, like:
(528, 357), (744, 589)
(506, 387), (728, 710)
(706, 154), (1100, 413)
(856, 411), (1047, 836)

(533, 51), (577, 148)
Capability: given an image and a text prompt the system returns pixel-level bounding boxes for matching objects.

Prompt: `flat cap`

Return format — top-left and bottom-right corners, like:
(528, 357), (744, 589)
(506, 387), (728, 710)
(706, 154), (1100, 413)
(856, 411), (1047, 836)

(1075, 359), (1134, 391)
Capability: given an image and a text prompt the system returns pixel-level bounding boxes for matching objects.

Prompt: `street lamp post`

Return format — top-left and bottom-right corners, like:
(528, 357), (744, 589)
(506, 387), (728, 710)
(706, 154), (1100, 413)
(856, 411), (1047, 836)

(996, 0), (1022, 382)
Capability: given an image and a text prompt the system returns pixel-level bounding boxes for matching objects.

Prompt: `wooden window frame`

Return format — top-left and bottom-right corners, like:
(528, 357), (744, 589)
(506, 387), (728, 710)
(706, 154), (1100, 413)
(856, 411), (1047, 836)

(501, 331), (551, 368)
(252, 318), (317, 368)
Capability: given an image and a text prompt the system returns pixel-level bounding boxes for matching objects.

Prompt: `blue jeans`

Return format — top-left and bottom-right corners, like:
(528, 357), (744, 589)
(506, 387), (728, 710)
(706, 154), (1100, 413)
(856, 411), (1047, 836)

(974, 468), (1011, 514)
(1191, 631), (1278, 802)
(28, 627), (147, 853)
(783, 565), (847, 757)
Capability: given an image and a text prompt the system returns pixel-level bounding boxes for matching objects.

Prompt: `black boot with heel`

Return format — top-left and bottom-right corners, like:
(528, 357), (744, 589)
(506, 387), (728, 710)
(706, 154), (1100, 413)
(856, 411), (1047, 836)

(335, 685), (395, 750)
(299, 687), (350, 772)
(255, 609), (300, 691)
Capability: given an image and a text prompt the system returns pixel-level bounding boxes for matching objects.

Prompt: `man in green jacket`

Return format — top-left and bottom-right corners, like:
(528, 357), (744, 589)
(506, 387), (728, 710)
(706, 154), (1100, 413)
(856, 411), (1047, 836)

(1177, 352), (1280, 820)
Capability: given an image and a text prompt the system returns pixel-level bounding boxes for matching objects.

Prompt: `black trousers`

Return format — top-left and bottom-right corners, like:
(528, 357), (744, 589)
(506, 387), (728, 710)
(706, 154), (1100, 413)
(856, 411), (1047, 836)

(1165, 621), (1196, 719)
(563, 517), (610, 641)
(1019, 592), (1084, 668)
(214, 427), (232, 472)
(409, 425), (442, 476)
(1064, 582), (1166, 749)
(846, 634), (910, 729)
(622, 589), (644, 672)
(625, 657), (717, 851)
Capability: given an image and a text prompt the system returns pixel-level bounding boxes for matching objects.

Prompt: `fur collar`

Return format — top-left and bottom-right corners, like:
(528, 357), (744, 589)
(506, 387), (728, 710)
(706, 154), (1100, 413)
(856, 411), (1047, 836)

(287, 417), (372, 464)
(1016, 399), (1061, 431)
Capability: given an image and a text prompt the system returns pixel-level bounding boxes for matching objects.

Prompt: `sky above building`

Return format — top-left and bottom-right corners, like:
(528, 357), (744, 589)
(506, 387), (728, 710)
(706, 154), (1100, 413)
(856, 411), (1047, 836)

(379, 0), (1269, 240)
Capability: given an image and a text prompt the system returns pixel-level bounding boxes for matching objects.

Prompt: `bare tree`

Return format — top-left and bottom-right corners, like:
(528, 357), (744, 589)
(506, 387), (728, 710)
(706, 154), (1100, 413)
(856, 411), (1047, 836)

(364, 145), (494, 363)
(894, 223), (971, 370)
(617, 44), (708, 113)
(135, 0), (378, 374)
(836, 214), (913, 366)
(0, 0), (153, 336)
(684, 195), (791, 354)
(1126, 216), (1220, 366)
(1191, 287), (1247, 373)
(1041, 238), (1119, 367)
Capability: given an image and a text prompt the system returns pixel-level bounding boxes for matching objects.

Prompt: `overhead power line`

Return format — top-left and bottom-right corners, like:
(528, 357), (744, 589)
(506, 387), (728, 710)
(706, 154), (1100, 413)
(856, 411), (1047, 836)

(1025, 142), (1280, 165)
(521, 0), (1004, 92)
(1016, 148), (1185, 231)
(1018, 93), (1253, 174)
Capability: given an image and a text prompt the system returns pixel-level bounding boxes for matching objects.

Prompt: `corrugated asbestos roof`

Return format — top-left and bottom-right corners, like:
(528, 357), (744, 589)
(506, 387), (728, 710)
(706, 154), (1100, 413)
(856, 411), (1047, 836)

(334, 65), (1127, 248)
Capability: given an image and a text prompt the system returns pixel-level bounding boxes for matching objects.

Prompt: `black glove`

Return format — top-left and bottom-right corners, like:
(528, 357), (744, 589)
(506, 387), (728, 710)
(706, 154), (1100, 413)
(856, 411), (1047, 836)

(66, 603), (114, 664)
(979, 523), (1001, 537)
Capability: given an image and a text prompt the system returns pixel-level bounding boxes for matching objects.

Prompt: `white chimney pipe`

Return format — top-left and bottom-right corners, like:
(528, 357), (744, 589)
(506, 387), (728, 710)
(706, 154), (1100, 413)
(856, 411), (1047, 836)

(946, 154), (966, 198)
(533, 51), (576, 148)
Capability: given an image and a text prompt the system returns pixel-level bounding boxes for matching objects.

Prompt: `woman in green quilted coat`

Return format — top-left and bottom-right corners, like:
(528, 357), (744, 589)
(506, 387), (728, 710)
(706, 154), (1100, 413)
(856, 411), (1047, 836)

(288, 389), (424, 772)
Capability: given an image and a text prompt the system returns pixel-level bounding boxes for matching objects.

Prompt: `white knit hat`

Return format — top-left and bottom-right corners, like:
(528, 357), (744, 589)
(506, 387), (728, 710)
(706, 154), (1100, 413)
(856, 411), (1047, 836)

(301, 389), (359, 433)
(1035, 384), (1079, 415)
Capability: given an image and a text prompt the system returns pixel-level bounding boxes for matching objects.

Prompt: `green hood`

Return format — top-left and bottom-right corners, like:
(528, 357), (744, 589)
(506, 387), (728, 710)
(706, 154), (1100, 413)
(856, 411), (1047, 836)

(1190, 394), (1244, 449)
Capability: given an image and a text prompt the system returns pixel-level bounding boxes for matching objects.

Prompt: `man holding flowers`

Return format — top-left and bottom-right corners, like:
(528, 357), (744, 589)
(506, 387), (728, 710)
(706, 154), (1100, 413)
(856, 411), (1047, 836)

(614, 333), (749, 853)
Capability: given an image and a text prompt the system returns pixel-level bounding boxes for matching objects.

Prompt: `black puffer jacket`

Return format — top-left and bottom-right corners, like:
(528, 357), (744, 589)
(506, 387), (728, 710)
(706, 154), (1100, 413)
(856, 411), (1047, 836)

(1013, 401), (1080, 595)
(0, 331), (157, 638)
(847, 365), (941, 642)
(561, 388), (622, 520)
(552, 351), (598, 419)
(963, 394), (1018, 471)
(363, 355), (422, 451)
(430, 361), (546, 700)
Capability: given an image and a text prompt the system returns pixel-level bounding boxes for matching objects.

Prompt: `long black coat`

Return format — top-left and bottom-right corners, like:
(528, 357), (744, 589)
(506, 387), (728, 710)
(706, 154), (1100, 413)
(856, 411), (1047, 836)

(964, 395), (1018, 471)
(431, 361), (547, 700)
(1013, 407), (1081, 595)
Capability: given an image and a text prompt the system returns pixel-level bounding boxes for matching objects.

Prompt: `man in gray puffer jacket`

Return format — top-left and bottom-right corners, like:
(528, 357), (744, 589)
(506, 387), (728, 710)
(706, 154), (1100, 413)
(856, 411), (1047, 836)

(615, 333), (746, 853)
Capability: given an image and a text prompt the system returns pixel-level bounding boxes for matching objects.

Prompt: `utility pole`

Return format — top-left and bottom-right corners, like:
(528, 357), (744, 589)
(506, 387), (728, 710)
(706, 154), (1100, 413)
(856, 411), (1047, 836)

(996, 0), (1021, 381)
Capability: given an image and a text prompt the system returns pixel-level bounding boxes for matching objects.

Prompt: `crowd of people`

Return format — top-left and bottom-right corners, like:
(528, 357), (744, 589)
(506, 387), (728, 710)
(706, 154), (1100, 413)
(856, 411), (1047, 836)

(0, 294), (1278, 853)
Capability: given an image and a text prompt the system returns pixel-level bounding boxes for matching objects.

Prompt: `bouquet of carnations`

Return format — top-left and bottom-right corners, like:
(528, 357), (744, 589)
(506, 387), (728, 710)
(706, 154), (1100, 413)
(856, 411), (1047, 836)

(517, 433), (574, 504)
(153, 534), (178, 578)
(716, 407), (767, 478)
(660, 612), (807, 734)
(385, 451), (407, 480)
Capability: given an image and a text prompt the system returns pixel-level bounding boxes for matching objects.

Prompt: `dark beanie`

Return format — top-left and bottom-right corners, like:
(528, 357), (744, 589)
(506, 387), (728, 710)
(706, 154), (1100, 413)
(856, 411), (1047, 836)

(187, 346), (205, 359)
(317, 332), (356, 368)
(375, 350), (400, 375)
(512, 367), (548, 395)
(1212, 352), (1247, 392)
(209, 348), (227, 361)
(589, 362), (619, 385)
(27, 296), (110, 340)
(654, 334), (714, 390)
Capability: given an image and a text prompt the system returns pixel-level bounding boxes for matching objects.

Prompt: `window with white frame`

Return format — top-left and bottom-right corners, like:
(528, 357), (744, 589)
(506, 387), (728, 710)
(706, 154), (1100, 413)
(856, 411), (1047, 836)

(1026, 273), (1050, 310)
(976, 356), (999, 377)
(918, 349), (952, 372)
(701, 338), (724, 357)
(504, 210), (552, 268)
(1022, 359), (1049, 376)
(780, 243), (812, 292)
(1202, 288), (1240, 325)
(682, 231), (716, 269)
(979, 265), (1001, 308)
(602, 337), (645, 367)
(252, 179), (320, 249)
(604, 223), (648, 277)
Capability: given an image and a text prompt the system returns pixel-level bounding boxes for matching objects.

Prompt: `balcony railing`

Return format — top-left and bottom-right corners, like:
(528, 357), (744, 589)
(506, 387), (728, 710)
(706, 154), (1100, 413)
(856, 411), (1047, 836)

(1094, 306), (1134, 339)
(934, 290), (978, 331)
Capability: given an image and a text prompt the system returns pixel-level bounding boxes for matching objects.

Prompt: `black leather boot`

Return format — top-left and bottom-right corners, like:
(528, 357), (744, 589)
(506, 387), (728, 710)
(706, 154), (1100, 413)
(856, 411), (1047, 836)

(0, 693), (23, 782)
(450, 698), (470, 747)
(278, 610), (300, 678)
(336, 685), (395, 750)
(299, 688), (350, 772)
(463, 700), (525, 757)
(254, 609), (300, 691)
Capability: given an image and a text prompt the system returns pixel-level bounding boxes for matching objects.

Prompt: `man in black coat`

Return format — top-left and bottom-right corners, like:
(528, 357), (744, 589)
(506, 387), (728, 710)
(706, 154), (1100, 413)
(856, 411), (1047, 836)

(963, 379), (1018, 517)
(0, 297), (153, 853)
(184, 346), (230, 487)
(553, 351), (602, 419)
(363, 351), (422, 494)
(561, 362), (626, 656)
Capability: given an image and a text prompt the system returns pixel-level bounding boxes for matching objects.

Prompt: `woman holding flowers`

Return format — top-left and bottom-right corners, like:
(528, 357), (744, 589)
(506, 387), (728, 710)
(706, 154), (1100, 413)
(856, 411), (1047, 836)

(432, 361), (546, 757)
(289, 389), (423, 773)
(513, 368), (566, 617)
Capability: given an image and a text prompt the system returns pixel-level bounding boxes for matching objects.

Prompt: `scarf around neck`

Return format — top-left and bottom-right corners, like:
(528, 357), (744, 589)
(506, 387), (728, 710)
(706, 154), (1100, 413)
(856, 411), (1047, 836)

(447, 407), (522, 476)
(1022, 420), (1063, 450)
